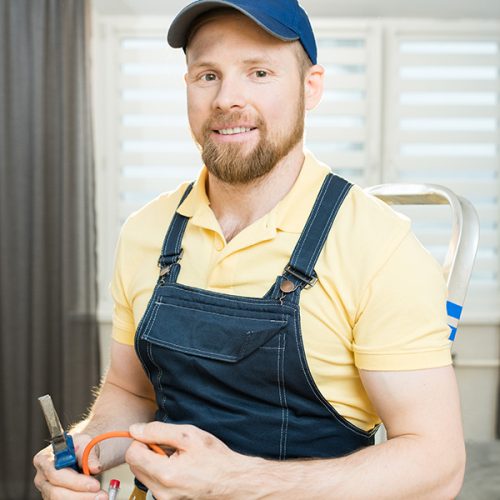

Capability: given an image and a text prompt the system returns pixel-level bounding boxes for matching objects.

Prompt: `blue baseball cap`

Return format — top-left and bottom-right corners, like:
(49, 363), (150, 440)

(167, 0), (317, 65)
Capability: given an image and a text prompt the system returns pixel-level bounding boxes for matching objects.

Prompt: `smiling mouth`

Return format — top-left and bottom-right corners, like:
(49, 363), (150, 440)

(214, 127), (257, 135)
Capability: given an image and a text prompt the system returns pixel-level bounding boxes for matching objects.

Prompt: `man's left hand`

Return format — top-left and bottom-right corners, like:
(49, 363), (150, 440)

(126, 422), (256, 500)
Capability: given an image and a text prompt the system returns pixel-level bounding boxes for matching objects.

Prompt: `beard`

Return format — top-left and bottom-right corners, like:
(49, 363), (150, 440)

(199, 95), (305, 185)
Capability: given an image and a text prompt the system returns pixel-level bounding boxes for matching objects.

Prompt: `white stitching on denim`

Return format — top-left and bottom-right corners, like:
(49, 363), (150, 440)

(135, 288), (160, 382)
(298, 177), (343, 275)
(142, 300), (161, 339)
(138, 296), (159, 341)
(289, 178), (351, 281)
(161, 184), (192, 257)
(290, 176), (330, 271)
(146, 339), (239, 361)
(135, 333), (152, 382)
(153, 300), (287, 324)
(281, 331), (289, 459)
(305, 182), (351, 274)
(277, 331), (285, 459)
(156, 285), (293, 311)
(292, 311), (372, 438)
(147, 340), (167, 411)
(172, 218), (187, 261)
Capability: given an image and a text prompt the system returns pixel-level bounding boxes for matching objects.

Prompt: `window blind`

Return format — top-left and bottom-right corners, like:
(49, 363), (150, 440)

(118, 35), (198, 223)
(384, 24), (500, 309)
(307, 22), (380, 187)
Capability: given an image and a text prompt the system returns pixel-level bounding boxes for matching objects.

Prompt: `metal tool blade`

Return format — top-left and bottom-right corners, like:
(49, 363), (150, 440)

(38, 394), (68, 453)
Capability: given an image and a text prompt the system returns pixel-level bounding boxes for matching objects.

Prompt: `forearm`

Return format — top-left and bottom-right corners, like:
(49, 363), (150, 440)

(74, 377), (156, 432)
(71, 376), (157, 470)
(71, 340), (158, 468)
(238, 436), (464, 500)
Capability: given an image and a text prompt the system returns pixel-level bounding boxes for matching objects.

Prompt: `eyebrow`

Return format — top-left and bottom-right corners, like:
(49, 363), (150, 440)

(188, 56), (277, 70)
(187, 61), (218, 70)
(241, 57), (275, 66)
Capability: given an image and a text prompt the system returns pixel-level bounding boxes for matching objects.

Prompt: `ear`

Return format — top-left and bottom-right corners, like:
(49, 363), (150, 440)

(304, 64), (325, 111)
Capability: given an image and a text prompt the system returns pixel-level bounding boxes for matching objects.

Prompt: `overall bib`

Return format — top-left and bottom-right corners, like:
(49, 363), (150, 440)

(133, 173), (376, 495)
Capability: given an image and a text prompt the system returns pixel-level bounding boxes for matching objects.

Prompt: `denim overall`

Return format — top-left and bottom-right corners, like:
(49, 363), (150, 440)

(134, 173), (376, 491)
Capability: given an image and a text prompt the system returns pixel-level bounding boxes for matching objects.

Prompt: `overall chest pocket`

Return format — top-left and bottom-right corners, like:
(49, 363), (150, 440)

(141, 299), (288, 363)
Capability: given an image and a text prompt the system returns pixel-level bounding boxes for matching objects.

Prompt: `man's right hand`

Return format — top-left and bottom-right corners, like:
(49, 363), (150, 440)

(33, 433), (107, 499)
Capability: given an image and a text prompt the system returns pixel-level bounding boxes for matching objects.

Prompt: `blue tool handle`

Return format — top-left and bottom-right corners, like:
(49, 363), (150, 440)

(53, 432), (78, 470)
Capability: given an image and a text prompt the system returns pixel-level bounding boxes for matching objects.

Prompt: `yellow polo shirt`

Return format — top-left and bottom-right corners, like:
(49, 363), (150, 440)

(111, 151), (452, 431)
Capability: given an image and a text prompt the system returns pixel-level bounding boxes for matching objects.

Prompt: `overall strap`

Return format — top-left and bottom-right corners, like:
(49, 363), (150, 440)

(270, 173), (352, 300)
(157, 183), (194, 283)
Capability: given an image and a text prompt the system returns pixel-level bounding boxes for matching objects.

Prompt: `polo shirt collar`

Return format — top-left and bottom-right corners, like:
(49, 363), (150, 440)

(176, 150), (330, 235)
(273, 151), (330, 233)
(176, 167), (220, 233)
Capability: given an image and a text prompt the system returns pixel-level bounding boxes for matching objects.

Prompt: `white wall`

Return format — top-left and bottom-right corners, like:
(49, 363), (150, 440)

(454, 323), (500, 440)
(92, 0), (500, 19)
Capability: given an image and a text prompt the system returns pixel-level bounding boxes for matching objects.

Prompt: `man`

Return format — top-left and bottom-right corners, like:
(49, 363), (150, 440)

(34, 1), (466, 498)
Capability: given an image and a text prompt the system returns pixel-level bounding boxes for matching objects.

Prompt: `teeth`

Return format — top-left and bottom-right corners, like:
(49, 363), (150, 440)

(218, 127), (252, 135)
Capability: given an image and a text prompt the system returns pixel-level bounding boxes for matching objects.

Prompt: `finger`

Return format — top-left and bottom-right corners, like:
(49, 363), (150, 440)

(126, 440), (171, 486)
(74, 435), (102, 471)
(84, 444), (103, 475)
(34, 471), (48, 493)
(129, 422), (202, 450)
(128, 460), (169, 498)
(38, 477), (107, 500)
(128, 458), (158, 493)
(74, 438), (91, 457)
(73, 434), (106, 476)
(35, 455), (101, 493)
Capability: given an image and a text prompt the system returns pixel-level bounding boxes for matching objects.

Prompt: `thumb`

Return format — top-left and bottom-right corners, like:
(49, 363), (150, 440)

(86, 442), (102, 474)
(74, 434), (102, 474)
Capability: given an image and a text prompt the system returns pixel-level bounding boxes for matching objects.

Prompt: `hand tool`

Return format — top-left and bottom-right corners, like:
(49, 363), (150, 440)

(38, 394), (78, 470)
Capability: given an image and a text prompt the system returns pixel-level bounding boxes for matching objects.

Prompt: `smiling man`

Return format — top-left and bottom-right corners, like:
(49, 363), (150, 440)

(34, 1), (465, 499)
(187, 8), (308, 187)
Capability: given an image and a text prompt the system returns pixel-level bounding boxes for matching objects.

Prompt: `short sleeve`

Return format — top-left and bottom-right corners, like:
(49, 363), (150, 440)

(109, 230), (136, 346)
(353, 231), (452, 370)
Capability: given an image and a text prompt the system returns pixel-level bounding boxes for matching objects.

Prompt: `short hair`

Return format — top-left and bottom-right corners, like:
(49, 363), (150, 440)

(293, 40), (313, 79)
(185, 8), (313, 79)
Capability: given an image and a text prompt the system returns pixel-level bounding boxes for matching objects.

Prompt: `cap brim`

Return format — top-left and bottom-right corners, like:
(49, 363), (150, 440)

(167, 0), (299, 48)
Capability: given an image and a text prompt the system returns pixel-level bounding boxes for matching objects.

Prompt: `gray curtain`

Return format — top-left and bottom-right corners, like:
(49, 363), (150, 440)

(497, 368), (500, 439)
(0, 1), (100, 498)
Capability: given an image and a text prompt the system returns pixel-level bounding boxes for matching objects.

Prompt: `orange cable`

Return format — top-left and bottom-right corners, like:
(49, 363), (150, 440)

(81, 430), (166, 475)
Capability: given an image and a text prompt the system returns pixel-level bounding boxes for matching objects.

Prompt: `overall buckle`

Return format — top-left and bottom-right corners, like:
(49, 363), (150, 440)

(284, 265), (318, 289)
(158, 249), (184, 276)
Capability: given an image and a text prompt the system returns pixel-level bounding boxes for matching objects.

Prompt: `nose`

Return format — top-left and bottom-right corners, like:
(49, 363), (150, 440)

(212, 73), (246, 111)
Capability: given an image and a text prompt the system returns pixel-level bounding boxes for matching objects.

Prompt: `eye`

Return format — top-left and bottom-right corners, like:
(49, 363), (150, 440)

(201, 72), (218, 82)
(255, 70), (268, 78)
